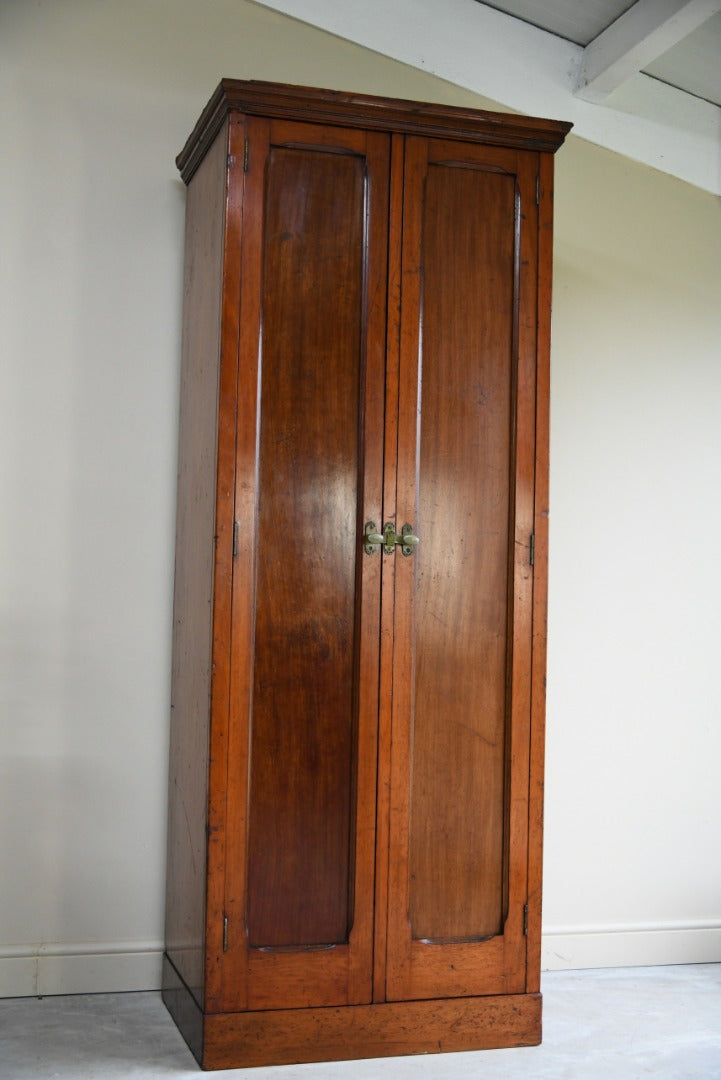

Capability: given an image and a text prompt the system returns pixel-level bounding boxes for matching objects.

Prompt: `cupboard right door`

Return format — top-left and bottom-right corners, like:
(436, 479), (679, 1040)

(385, 135), (540, 1002)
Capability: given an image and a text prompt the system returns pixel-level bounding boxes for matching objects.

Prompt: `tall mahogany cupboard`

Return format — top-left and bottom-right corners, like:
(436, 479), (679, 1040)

(163, 80), (570, 1070)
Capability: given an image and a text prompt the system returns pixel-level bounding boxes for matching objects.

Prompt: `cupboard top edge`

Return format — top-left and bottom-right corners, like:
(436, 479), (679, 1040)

(176, 78), (572, 183)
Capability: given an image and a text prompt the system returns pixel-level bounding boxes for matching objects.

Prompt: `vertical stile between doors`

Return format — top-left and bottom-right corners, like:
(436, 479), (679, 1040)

(372, 131), (406, 1004)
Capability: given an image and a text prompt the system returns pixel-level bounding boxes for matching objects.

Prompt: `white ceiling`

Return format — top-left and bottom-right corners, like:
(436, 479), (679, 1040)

(481, 0), (640, 45)
(644, 14), (721, 105)
(253, 0), (721, 195)
(481, 0), (721, 106)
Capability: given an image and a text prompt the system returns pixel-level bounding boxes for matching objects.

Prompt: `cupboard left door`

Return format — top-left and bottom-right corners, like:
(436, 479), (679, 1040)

(211, 116), (391, 1013)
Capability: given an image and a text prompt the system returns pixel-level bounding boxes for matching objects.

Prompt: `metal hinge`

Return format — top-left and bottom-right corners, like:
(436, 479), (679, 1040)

(529, 533), (535, 567)
(233, 520), (239, 557)
(243, 139), (249, 173)
(535, 175), (540, 205)
(223, 915), (229, 952)
(523, 904), (529, 936)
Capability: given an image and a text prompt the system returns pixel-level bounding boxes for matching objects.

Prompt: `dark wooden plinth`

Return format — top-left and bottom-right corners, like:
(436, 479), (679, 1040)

(163, 955), (541, 1070)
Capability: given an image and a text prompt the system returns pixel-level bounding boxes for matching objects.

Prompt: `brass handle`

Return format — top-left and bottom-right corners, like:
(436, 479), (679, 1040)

(363, 521), (384, 555)
(399, 524), (419, 556)
(381, 522), (420, 556)
(383, 522), (397, 555)
(364, 521), (420, 556)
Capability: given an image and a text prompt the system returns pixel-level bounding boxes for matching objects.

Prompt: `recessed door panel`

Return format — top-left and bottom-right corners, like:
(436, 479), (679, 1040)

(247, 145), (364, 949)
(386, 137), (539, 1001)
(409, 161), (515, 945)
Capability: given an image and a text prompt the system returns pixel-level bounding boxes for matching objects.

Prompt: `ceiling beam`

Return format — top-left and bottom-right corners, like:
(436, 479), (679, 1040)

(577, 0), (721, 102)
(251, 0), (721, 195)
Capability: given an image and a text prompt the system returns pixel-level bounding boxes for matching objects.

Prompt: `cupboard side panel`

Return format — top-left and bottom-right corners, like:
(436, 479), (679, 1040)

(165, 121), (229, 1007)
(526, 151), (554, 994)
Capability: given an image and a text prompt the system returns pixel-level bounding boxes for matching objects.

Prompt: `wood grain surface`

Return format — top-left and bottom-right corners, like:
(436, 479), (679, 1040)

(409, 159), (515, 943)
(166, 81), (567, 1067)
(165, 119), (229, 1008)
(203, 992), (541, 1068)
(246, 145), (364, 948)
(385, 137), (539, 1003)
(218, 118), (390, 1012)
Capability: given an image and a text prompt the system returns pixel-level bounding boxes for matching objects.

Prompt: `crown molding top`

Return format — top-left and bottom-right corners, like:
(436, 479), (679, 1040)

(176, 78), (572, 183)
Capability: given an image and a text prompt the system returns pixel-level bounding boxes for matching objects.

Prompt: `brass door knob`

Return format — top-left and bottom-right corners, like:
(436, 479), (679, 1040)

(363, 521), (384, 554)
(399, 525), (419, 556)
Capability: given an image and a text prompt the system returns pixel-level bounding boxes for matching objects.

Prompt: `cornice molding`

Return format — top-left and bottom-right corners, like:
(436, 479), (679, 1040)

(177, 79), (572, 183)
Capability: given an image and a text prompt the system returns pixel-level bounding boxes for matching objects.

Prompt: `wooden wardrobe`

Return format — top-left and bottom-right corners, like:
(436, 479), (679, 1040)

(163, 79), (570, 1070)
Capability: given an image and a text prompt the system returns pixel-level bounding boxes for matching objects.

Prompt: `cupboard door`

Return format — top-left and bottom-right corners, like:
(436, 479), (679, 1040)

(216, 118), (390, 1012)
(385, 136), (539, 1001)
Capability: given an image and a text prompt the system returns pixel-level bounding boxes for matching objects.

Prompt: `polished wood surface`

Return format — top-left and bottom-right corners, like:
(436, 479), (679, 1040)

(246, 145), (365, 948)
(218, 118), (390, 1011)
(164, 120), (229, 1007)
(203, 993), (541, 1069)
(371, 131), (405, 1005)
(385, 137), (538, 1002)
(201, 117), (247, 1011)
(177, 79), (571, 182)
(211, 114), (266, 1012)
(162, 956), (204, 1064)
(526, 149), (555, 994)
(166, 80), (568, 1069)
(409, 157), (516, 943)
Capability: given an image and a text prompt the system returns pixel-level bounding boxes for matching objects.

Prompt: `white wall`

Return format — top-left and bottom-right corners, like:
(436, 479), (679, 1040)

(545, 139), (721, 968)
(1, 0), (720, 996)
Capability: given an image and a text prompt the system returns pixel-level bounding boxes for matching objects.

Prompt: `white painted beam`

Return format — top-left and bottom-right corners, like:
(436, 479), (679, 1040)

(251, 0), (721, 195)
(577, 0), (721, 103)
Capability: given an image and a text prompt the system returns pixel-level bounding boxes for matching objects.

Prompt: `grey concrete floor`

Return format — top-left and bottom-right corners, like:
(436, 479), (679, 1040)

(0, 965), (719, 1079)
